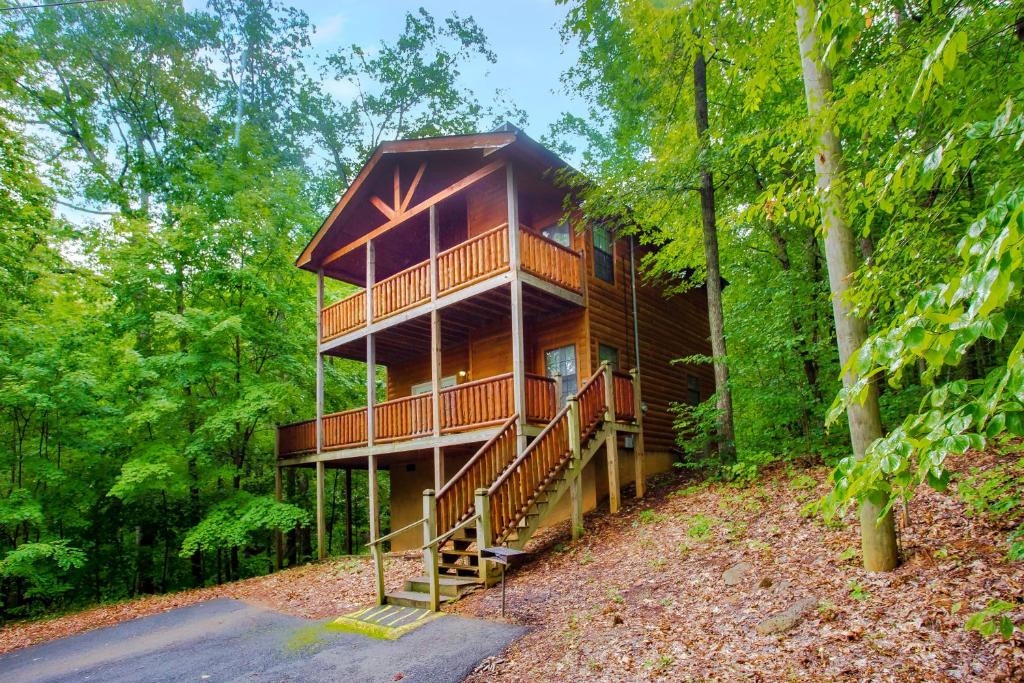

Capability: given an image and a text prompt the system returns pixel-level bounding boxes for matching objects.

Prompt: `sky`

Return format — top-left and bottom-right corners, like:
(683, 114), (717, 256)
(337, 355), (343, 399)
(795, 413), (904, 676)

(213, 0), (586, 145)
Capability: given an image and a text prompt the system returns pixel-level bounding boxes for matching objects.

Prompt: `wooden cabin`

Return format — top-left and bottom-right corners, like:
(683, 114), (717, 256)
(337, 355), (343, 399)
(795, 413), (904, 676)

(275, 126), (713, 609)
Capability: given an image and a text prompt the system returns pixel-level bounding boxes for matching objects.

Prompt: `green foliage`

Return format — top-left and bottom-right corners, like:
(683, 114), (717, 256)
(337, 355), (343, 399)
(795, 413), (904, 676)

(956, 453), (1024, 561)
(724, 451), (779, 486)
(636, 509), (667, 525)
(0, 540), (86, 608)
(847, 579), (869, 602)
(670, 395), (721, 461)
(686, 513), (715, 540)
(0, 0), (504, 618)
(180, 493), (309, 557)
(965, 599), (1018, 640)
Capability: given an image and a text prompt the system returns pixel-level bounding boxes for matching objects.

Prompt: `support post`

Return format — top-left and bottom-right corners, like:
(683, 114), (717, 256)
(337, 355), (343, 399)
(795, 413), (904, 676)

(630, 368), (646, 498)
(316, 270), (324, 453)
(345, 466), (353, 555)
(365, 239), (383, 603)
(507, 165), (527, 452)
(316, 460), (326, 560)
(274, 460), (283, 571)
(475, 488), (493, 586)
(567, 397), (583, 540)
(602, 361), (620, 513)
(428, 206), (444, 491)
(422, 489), (440, 611)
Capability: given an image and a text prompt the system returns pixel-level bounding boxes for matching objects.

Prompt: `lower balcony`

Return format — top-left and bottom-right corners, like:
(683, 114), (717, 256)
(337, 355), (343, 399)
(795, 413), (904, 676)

(277, 372), (558, 458)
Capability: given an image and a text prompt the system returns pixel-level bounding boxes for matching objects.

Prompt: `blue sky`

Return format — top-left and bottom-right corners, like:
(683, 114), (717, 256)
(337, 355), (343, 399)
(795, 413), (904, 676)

(244, 1), (584, 143)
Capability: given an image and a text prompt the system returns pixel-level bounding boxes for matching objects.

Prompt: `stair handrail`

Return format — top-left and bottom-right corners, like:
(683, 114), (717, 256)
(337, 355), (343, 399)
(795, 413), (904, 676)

(437, 413), (518, 499)
(419, 509), (480, 551)
(365, 515), (428, 548)
(486, 402), (571, 496)
(435, 414), (518, 536)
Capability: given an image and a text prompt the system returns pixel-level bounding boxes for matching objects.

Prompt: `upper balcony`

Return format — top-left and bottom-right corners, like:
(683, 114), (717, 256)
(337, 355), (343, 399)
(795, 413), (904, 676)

(319, 222), (583, 345)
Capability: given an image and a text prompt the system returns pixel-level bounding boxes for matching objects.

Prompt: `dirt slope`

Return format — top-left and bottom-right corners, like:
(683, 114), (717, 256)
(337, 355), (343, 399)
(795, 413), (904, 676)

(453, 458), (1024, 682)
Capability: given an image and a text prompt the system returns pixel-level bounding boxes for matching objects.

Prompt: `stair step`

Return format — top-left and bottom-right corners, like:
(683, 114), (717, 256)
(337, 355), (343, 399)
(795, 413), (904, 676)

(406, 575), (481, 597)
(385, 590), (454, 609)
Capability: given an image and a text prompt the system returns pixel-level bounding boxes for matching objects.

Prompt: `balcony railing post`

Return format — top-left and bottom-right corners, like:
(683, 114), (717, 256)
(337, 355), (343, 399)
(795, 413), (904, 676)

(567, 397), (583, 540)
(631, 368), (646, 499)
(422, 489), (440, 611)
(316, 269), (324, 454)
(475, 487), (493, 585)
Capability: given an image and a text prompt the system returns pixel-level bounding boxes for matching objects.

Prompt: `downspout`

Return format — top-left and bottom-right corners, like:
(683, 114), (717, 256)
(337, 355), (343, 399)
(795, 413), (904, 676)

(629, 236), (641, 374)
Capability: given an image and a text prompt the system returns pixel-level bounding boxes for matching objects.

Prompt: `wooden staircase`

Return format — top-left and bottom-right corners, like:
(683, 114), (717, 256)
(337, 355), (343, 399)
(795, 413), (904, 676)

(379, 364), (640, 610)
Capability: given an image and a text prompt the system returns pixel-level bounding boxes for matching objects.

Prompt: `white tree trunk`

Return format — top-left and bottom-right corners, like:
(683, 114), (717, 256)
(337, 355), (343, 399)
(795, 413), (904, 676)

(794, 0), (898, 572)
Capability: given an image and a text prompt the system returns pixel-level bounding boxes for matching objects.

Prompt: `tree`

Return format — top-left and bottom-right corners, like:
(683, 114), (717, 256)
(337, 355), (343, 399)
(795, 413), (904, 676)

(792, 0), (898, 572)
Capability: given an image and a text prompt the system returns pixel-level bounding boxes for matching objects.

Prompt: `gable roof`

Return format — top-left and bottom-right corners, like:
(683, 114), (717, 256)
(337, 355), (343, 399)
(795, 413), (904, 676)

(296, 125), (575, 273)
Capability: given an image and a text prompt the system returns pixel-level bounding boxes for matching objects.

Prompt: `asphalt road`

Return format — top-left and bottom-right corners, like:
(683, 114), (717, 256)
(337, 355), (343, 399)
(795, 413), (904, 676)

(0, 598), (526, 683)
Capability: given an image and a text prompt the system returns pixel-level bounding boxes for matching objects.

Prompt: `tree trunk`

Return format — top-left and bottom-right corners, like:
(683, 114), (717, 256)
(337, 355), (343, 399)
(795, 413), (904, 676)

(693, 49), (737, 461)
(794, 0), (898, 572)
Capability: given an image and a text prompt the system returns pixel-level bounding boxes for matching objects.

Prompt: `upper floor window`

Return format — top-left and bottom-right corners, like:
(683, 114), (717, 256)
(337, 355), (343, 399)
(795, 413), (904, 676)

(411, 376), (458, 395)
(593, 225), (614, 283)
(598, 343), (620, 371)
(687, 375), (701, 405)
(541, 221), (571, 248)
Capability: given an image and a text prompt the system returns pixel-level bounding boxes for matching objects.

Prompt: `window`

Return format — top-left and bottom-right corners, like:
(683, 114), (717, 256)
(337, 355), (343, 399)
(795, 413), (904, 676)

(544, 344), (578, 405)
(593, 225), (614, 283)
(598, 344), (620, 371)
(687, 375), (701, 405)
(411, 375), (458, 395)
(541, 221), (571, 248)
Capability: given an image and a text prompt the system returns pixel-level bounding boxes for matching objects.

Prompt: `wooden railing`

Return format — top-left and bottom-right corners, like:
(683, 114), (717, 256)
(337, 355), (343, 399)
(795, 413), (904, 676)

(277, 419), (316, 455)
(521, 229), (582, 293)
(436, 415), (518, 534)
(525, 373), (558, 423)
(320, 291), (366, 342)
(577, 367), (607, 439)
(374, 394), (433, 443)
(612, 371), (636, 421)
(487, 404), (572, 545)
(437, 223), (510, 295)
(323, 408), (368, 449)
(439, 373), (513, 433)
(316, 223), (585, 343)
(372, 260), (430, 321)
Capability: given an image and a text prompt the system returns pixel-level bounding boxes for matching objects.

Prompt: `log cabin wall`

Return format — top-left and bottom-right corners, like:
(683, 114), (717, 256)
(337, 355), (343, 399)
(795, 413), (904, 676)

(386, 344), (469, 399)
(580, 226), (715, 456)
(465, 172), (507, 237)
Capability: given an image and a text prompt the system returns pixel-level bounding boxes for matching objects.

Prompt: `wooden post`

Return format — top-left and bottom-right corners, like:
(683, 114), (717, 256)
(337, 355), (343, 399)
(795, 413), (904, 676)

(602, 361), (620, 513)
(567, 398), (583, 540)
(422, 489), (440, 611)
(429, 205), (444, 491)
(316, 460), (326, 560)
(631, 368), (646, 498)
(475, 487), (493, 586)
(274, 459), (283, 571)
(316, 270), (324, 454)
(507, 164), (527, 452)
(345, 466), (353, 555)
(365, 240), (384, 603)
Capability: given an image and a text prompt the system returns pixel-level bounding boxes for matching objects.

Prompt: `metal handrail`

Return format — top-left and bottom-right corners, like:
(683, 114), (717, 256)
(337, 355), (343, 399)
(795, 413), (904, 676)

(365, 515), (427, 548)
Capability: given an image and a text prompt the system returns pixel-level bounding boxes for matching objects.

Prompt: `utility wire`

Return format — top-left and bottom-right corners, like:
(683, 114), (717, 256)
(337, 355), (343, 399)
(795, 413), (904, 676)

(1, 0), (114, 12)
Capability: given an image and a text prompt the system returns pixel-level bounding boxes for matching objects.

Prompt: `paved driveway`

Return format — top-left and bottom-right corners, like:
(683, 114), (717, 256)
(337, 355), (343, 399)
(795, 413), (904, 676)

(0, 598), (525, 682)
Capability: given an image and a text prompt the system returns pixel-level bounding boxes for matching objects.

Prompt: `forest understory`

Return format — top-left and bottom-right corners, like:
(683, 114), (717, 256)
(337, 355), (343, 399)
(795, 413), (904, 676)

(2, 449), (1023, 681)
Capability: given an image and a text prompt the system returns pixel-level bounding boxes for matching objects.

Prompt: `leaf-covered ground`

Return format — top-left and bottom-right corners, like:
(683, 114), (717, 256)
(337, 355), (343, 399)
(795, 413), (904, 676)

(0, 553), (422, 655)
(454, 453), (1024, 682)
(3, 453), (1023, 681)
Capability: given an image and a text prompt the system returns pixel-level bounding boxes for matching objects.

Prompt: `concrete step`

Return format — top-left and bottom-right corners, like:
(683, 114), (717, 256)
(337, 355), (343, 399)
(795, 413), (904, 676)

(385, 590), (455, 609)
(406, 575), (480, 597)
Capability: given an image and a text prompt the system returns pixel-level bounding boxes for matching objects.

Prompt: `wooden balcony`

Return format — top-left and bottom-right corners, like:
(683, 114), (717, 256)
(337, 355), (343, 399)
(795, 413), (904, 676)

(277, 372), (558, 458)
(319, 224), (583, 343)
